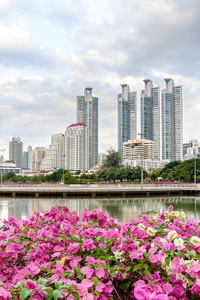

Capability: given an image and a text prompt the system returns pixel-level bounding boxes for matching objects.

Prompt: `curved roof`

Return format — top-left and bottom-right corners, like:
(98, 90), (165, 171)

(68, 123), (87, 128)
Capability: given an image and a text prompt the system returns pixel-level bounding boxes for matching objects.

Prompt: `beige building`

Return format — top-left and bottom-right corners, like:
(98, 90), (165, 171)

(30, 147), (46, 172)
(40, 134), (64, 171)
(123, 139), (154, 160)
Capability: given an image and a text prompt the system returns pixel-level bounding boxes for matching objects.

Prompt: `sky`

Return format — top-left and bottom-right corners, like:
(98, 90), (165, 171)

(0, 0), (200, 159)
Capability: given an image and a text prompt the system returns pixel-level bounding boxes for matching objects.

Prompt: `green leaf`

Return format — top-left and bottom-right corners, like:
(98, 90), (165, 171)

(122, 272), (127, 279)
(125, 266), (131, 272)
(39, 285), (45, 293)
(31, 243), (37, 249)
(63, 271), (72, 279)
(144, 270), (150, 278)
(54, 281), (63, 289)
(20, 288), (32, 300)
(108, 256), (118, 262)
(74, 267), (84, 280)
(48, 235), (53, 239)
(41, 221), (48, 227)
(165, 256), (171, 267)
(8, 290), (16, 300)
(119, 280), (130, 290)
(133, 264), (142, 272)
(37, 278), (48, 284)
(18, 281), (25, 288)
(195, 254), (200, 259)
(44, 290), (53, 300)
(71, 292), (80, 300)
(53, 290), (62, 300)
(92, 276), (100, 287)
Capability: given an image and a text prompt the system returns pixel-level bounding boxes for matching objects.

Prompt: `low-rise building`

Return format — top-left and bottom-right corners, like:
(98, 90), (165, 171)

(123, 139), (154, 160)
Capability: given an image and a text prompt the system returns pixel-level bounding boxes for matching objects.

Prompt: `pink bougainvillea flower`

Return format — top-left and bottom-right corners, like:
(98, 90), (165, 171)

(129, 245), (146, 261)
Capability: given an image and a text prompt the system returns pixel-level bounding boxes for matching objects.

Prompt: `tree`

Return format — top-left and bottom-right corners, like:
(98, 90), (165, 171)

(102, 148), (122, 169)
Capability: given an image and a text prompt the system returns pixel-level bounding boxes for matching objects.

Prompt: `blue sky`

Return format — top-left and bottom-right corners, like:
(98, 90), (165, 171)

(0, 0), (199, 159)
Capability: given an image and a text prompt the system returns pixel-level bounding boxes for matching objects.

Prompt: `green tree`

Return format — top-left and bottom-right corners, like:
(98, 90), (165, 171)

(102, 148), (122, 169)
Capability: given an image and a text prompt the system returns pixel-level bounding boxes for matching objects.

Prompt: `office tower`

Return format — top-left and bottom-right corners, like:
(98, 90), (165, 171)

(23, 146), (32, 170)
(118, 84), (137, 155)
(30, 147), (46, 172)
(140, 80), (160, 160)
(64, 123), (89, 171)
(123, 139), (154, 160)
(40, 134), (64, 170)
(161, 78), (183, 161)
(76, 88), (98, 169)
(9, 136), (23, 171)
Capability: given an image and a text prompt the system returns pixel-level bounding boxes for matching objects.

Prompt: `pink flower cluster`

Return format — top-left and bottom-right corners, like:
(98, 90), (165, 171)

(0, 205), (200, 299)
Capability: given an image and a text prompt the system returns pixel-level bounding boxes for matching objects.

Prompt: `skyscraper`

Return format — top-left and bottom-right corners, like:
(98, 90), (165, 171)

(161, 78), (183, 161)
(23, 145), (32, 170)
(64, 123), (89, 171)
(9, 136), (23, 171)
(118, 84), (137, 155)
(76, 88), (98, 168)
(40, 134), (64, 170)
(140, 80), (160, 160)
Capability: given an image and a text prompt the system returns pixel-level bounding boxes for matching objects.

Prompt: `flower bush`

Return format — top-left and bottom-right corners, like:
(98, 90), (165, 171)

(1, 205), (200, 299)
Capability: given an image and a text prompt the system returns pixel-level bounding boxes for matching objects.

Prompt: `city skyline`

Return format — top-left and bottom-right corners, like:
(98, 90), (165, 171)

(0, 0), (199, 159)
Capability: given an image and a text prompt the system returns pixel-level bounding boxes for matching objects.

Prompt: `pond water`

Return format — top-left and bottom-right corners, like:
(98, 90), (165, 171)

(0, 195), (200, 224)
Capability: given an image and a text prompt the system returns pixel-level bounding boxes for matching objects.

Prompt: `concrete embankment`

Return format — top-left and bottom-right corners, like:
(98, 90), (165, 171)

(0, 184), (199, 198)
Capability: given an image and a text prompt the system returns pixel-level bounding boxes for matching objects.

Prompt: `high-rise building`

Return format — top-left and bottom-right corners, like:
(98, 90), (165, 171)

(40, 134), (64, 171)
(161, 78), (182, 161)
(9, 136), (23, 171)
(30, 147), (46, 172)
(141, 80), (160, 160)
(64, 123), (88, 171)
(76, 88), (98, 168)
(118, 84), (137, 155)
(23, 146), (32, 170)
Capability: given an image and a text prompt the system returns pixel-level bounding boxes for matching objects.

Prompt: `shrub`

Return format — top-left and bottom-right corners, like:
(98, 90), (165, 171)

(1, 205), (200, 299)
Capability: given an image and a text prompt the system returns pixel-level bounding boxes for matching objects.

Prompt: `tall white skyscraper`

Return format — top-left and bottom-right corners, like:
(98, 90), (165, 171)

(141, 80), (160, 160)
(76, 88), (98, 168)
(161, 78), (183, 161)
(118, 84), (137, 155)
(9, 136), (23, 171)
(64, 123), (89, 171)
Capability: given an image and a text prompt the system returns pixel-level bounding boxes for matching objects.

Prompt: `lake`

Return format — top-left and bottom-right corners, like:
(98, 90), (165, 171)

(0, 195), (200, 224)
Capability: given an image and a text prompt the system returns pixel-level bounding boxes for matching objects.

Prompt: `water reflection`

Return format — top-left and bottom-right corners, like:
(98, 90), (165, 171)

(0, 196), (200, 224)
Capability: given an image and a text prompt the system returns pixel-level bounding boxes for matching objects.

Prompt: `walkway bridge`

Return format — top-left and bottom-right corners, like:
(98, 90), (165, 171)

(0, 183), (199, 198)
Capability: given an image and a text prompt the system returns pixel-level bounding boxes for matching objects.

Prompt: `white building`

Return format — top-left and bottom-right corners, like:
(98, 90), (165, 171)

(123, 159), (170, 172)
(183, 140), (200, 160)
(40, 134), (64, 170)
(64, 123), (89, 171)
(123, 139), (154, 160)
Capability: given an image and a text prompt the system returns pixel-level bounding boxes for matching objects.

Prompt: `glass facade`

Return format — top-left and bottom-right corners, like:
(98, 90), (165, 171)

(76, 88), (98, 169)
(140, 80), (160, 160)
(161, 79), (182, 161)
(118, 85), (137, 155)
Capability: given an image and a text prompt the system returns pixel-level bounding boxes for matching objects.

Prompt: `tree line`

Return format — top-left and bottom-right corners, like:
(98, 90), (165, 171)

(2, 149), (200, 184)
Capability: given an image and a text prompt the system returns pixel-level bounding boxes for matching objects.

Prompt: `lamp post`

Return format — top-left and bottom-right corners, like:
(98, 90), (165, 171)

(0, 149), (5, 187)
(62, 154), (65, 185)
(194, 155), (196, 186)
(138, 134), (144, 189)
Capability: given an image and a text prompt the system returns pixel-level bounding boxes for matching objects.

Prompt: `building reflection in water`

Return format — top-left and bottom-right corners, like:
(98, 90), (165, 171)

(0, 196), (200, 225)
